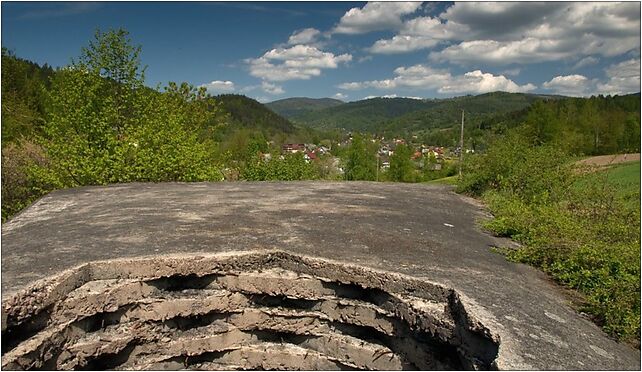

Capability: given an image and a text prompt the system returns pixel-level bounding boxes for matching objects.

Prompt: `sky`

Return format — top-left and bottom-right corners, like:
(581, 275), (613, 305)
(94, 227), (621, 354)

(2, 1), (641, 102)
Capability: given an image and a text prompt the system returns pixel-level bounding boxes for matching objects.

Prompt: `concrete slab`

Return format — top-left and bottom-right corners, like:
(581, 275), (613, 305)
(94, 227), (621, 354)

(1, 181), (639, 369)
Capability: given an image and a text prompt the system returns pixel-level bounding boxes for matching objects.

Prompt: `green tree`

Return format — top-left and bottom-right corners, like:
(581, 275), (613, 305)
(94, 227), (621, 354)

(1, 49), (50, 144)
(343, 134), (377, 181)
(41, 28), (223, 186)
(389, 144), (415, 182)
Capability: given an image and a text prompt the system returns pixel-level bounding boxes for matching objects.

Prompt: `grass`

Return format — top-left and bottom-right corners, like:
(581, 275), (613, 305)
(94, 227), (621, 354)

(458, 141), (640, 343)
(575, 161), (640, 210)
(425, 175), (458, 185)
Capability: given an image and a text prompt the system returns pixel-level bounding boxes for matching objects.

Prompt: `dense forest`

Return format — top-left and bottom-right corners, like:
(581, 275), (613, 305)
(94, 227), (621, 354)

(265, 97), (344, 119)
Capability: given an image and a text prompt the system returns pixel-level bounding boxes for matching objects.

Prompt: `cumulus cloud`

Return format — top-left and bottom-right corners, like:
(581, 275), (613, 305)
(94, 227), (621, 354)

(369, 35), (439, 54)
(430, 38), (581, 65)
(338, 64), (536, 94)
(248, 45), (352, 82)
(288, 28), (322, 45)
(369, 16), (465, 54)
(440, 2), (565, 41)
(332, 2), (422, 34)
(261, 81), (285, 95)
(200, 80), (236, 94)
(333, 92), (348, 100)
(597, 59), (641, 95)
(542, 74), (593, 96)
(440, 70), (536, 94)
(367, 2), (640, 64)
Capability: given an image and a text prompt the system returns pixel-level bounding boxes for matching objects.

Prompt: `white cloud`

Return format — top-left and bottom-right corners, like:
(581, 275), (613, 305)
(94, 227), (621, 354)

(248, 45), (352, 82)
(597, 59), (641, 95)
(430, 38), (577, 65)
(261, 81), (284, 95)
(200, 80), (236, 94)
(366, 2), (640, 64)
(338, 64), (536, 94)
(288, 28), (321, 45)
(363, 94), (423, 100)
(337, 82), (366, 90)
(333, 92), (348, 100)
(333, 2), (422, 34)
(369, 35), (439, 54)
(543, 74), (593, 96)
(439, 70), (536, 94)
(573, 56), (599, 70)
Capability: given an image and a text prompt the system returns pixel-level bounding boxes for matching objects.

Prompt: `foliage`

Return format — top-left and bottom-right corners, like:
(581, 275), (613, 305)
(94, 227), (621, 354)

(265, 97), (345, 119)
(343, 134), (377, 181)
(421, 157), (457, 182)
(280, 92), (553, 133)
(241, 152), (316, 181)
(459, 130), (641, 342)
(38, 29), (223, 188)
(288, 97), (432, 130)
(216, 94), (295, 134)
(1, 49), (54, 144)
(388, 144), (416, 182)
(1, 140), (59, 221)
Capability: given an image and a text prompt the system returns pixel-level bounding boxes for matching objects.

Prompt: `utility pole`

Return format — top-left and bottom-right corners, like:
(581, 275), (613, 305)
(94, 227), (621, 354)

(458, 109), (464, 178)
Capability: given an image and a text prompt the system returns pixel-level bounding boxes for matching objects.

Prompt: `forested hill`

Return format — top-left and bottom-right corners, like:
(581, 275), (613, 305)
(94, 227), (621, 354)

(380, 91), (560, 134)
(271, 92), (567, 132)
(1, 49), (55, 143)
(283, 97), (435, 130)
(265, 97), (344, 119)
(0, 51), (300, 145)
(421, 93), (640, 154)
(215, 94), (296, 134)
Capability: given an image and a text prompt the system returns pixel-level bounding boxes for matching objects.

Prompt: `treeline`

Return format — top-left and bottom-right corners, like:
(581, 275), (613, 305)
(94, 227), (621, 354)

(417, 94), (641, 153)
(1, 48), (54, 143)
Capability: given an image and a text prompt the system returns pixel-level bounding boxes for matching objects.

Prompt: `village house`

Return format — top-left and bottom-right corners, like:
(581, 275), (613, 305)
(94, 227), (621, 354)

(282, 143), (305, 154)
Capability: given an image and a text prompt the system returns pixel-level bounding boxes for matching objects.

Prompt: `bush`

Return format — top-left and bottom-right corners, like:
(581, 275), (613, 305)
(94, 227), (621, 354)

(1, 140), (58, 221)
(241, 152), (316, 181)
(461, 129), (641, 343)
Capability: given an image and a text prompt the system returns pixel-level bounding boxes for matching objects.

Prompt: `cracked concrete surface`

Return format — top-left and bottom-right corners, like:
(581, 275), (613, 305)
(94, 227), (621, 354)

(2, 252), (497, 370)
(1, 181), (640, 370)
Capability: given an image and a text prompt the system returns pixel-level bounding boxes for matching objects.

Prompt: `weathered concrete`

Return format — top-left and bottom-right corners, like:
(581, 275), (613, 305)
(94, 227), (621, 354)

(1, 181), (640, 369)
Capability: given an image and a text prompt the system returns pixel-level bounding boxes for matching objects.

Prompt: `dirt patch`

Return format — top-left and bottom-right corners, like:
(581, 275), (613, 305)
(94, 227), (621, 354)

(2, 250), (500, 370)
(576, 153), (640, 167)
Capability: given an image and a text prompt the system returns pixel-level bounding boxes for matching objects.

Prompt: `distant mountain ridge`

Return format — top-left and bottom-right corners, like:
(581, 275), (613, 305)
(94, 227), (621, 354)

(268, 92), (568, 132)
(265, 97), (345, 119)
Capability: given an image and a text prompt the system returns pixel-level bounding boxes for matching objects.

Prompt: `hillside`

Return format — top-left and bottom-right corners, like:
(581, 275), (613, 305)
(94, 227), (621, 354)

(276, 92), (566, 132)
(381, 92), (554, 134)
(266, 97), (344, 119)
(215, 94), (296, 134)
(1, 49), (55, 144)
(289, 97), (435, 130)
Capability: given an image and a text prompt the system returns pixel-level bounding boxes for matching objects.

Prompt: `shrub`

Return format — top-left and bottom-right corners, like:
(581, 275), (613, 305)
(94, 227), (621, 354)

(463, 129), (641, 343)
(1, 140), (58, 221)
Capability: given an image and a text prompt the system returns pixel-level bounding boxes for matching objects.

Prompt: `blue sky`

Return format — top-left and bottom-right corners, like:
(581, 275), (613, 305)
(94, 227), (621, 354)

(2, 2), (640, 102)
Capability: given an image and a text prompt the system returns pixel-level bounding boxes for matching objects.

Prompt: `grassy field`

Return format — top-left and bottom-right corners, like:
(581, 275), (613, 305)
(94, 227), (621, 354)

(576, 161), (640, 210)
